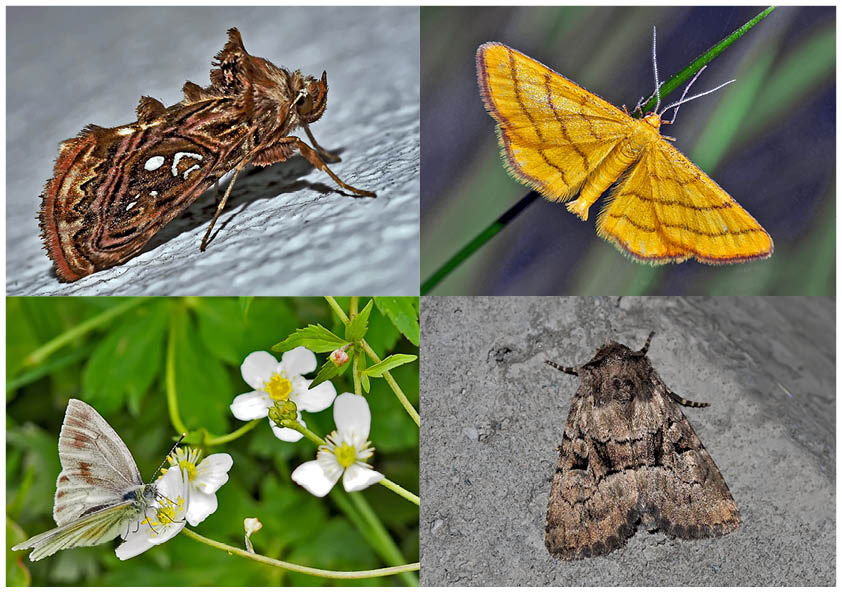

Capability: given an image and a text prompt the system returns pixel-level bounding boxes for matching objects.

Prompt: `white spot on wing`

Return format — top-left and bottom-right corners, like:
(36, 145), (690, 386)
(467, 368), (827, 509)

(145, 156), (165, 171)
(117, 127), (136, 136)
(126, 201), (137, 211)
(172, 152), (203, 177)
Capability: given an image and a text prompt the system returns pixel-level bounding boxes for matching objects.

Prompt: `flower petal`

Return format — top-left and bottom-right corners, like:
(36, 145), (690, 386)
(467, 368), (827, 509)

(195, 453), (234, 493)
(115, 530), (156, 560)
(241, 351), (279, 389)
(281, 346), (317, 376)
(186, 488), (218, 526)
(230, 392), (273, 420)
(294, 380), (337, 413)
(270, 419), (305, 442)
(343, 463), (384, 492)
(333, 393), (371, 442)
(291, 460), (339, 497)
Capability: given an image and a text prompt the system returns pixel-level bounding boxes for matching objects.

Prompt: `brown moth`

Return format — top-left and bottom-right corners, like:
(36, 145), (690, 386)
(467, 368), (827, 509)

(544, 332), (740, 560)
(40, 27), (375, 282)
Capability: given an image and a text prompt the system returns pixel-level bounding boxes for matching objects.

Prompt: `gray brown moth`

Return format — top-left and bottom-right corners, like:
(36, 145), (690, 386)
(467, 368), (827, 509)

(543, 332), (740, 560)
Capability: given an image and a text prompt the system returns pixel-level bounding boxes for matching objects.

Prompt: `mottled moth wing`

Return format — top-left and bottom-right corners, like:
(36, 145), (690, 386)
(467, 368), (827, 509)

(54, 399), (144, 525)
(39, 94), (250, 281)
(545, 339), (740, 560)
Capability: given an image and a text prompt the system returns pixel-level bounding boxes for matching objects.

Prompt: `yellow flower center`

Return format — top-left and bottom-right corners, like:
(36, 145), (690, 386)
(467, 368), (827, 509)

(143, 495), (184, 529)
(264, 373), (292, 401)
(334, 442), (357, 468)
(178, 460), (197, 483)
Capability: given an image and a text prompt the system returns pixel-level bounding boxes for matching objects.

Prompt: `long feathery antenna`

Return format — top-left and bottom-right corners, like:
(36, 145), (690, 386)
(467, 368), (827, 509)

(652, 26), (661, 114)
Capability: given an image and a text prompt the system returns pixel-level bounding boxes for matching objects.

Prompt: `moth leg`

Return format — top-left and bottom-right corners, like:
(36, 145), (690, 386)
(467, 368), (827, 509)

(303, 123), (340, 163)
(200, 166), (244, 252)
(284, 136), (376, 198)
(669, 391), (710, 408)
(545, 360), (578, 376)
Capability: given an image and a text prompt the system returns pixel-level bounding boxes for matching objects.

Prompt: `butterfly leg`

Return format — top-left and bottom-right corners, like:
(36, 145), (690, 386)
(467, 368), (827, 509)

(303, 123), (341, 163)
(283, 136), (376, 198)
(200, 166), (244, 252)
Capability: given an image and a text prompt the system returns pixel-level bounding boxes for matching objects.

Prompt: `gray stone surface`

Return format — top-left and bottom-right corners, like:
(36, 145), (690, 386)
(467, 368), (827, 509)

(7, 6), (419, 295)
(420, 296), (835, 586)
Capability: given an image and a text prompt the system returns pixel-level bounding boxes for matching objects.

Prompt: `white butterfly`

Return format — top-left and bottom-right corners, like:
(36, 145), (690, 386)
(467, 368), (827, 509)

(12, 399), (184, 561)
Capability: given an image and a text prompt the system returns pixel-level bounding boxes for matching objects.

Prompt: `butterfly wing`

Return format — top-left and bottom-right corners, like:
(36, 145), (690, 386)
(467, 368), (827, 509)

(54, 399), (144, 525)
(13, 500), (143, 562)
(477, 42), (633, 202)
(596, 140), (773, 263)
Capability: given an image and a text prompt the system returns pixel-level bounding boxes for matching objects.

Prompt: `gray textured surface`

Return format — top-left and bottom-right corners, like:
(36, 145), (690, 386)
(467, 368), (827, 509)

(419, 296), (835, 586)
(7, 6), (419, 295)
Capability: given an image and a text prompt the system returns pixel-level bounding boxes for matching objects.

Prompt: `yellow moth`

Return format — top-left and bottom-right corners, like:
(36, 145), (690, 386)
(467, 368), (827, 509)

(476, 34), (773, 264)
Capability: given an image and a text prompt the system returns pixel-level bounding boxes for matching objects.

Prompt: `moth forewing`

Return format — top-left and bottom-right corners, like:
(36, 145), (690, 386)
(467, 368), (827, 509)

(40, 27), (375, 282)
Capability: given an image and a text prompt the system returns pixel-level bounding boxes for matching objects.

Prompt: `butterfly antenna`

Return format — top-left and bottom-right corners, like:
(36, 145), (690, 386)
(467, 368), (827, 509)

(150, 432), (187, 481)
(660, 69), (736, 124)
(652, 26), (661, 114)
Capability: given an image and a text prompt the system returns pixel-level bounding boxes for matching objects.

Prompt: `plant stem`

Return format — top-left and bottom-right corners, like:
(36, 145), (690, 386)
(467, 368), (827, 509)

(165, 305), (187, 435)
(360, 340), (419, 426)
(421, 191), (540, 294)
(204, 420), (261, 445)
(325, 297), (419, 426)
(181, 528), (418, 580)
(378, 477), (420, 506)
(23, 297), (148, 366)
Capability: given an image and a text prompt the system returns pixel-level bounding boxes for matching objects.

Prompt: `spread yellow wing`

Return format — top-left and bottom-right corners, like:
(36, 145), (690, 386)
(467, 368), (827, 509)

(476, 42), (632, 202)
(596, 140), (774, 264)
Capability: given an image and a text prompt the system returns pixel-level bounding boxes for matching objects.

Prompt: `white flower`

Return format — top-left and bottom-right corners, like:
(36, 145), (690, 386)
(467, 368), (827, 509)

(291, 393), (384, 497)
(230, 347), (337, 442)
(165, 447), (233, 526)
(115, 466), (189, 560)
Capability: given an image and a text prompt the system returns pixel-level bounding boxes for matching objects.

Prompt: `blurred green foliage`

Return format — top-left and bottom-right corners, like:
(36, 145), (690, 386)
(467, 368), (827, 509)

(6, 297), (419, 586)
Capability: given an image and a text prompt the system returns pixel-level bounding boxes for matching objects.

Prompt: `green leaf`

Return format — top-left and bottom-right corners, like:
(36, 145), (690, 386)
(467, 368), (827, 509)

(374, 297), (419, 346)
(272, 325), (346, 353)
(81, 301), (168, 416)
(345, 299), (374, 342)
(309, 359), (349, 390)
(170, 309), (231, 434)
(362, 354), (418, 378)
(361, 373), (370, 394)
(239, 296), (255, 319)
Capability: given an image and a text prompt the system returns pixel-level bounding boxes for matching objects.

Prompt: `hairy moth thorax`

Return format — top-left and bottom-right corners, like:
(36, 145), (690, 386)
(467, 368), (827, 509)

(40, 27), (374, 282)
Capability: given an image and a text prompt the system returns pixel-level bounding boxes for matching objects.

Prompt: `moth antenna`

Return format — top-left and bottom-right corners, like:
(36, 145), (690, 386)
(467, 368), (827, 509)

(660, 75), (736, 124)
(545, 360), (578, 376)
(669, 391), (710, 408)
(150, 432), (187, 481)
(652, 26), (661, 114)
(637, 331), (656, 356)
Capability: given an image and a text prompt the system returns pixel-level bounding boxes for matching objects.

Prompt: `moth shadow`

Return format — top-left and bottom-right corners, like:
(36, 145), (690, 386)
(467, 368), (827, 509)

(143, 148), (350, 255)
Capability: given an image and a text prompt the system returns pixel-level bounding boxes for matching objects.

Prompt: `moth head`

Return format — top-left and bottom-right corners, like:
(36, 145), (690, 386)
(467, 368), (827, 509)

(586, 342), (650, 404)
(292, 71), (329, 125)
